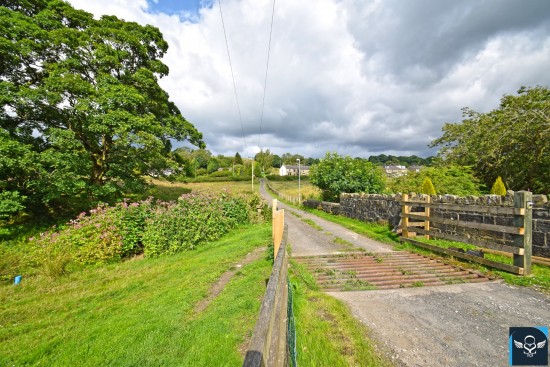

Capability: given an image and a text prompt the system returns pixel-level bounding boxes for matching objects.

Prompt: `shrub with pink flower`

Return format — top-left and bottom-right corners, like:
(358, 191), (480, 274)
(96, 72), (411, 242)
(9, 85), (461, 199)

(23, 192), (261, 276)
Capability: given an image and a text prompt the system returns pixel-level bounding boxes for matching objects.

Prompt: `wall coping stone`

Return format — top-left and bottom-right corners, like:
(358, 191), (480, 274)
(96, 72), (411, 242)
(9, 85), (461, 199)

(340, 191), (549, 208)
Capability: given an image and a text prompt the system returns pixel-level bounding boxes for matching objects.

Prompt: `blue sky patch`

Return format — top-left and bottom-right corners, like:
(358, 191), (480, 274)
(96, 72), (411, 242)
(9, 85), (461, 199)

(147, 0), (212, 20)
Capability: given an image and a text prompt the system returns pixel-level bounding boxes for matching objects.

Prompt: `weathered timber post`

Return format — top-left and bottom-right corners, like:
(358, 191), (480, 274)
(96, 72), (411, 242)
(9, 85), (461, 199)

(273, 209), (285, 259)
(272, 199), (278, 242)
(513, 191), (532, 275)
(401, 193), (410, 238)
(424, 195), (431, 240)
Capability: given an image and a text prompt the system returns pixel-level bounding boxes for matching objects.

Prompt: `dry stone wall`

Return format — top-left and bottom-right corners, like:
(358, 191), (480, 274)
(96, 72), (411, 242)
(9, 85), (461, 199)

(303, 191), (550, 258)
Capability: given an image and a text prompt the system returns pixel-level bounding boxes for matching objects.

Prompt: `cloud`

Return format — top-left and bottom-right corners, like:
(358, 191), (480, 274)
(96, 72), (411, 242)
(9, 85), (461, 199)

(68, 0), (550, 159)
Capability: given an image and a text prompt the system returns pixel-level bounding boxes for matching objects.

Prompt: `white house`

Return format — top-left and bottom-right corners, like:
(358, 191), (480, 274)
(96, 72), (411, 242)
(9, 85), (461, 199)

(383, 165), (408, 177)
(279, 164), (310, 176)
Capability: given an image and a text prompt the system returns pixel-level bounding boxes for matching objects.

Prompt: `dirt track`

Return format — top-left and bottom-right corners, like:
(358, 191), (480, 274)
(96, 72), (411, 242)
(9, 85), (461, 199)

(261, 183), (550, 367)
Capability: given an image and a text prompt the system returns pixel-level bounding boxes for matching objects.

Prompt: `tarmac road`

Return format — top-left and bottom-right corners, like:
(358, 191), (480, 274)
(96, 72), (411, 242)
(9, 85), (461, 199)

(261, 182), (550, 367)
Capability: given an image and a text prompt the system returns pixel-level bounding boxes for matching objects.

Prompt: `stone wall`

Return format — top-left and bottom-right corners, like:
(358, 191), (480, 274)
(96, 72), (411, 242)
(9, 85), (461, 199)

(340, 194), (402, 228)
(303, 199), (341, 215)
(303, 191), (550, 258)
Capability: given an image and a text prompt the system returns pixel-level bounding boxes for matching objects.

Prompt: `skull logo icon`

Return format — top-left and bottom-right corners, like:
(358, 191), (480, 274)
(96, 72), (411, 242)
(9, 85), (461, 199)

(514, 335), (547, 358)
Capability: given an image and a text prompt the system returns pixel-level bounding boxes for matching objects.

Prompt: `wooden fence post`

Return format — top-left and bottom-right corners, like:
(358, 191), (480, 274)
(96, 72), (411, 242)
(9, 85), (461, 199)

(273, 209), (284, 260)
(424, 195), (430, 240)
(401, 193), (410, 238)
(272, 199), (278, 242)
(513, 191), (532, 275)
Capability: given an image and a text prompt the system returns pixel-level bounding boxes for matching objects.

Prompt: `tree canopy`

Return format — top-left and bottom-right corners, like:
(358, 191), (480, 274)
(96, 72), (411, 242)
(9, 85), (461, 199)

(431, 86), (549, 193)
(388, 165), (483, 196)
(310, 152), (385, 202)
(0, 1), (204, 215)
(368, 154), (433, 167)
(234, 152), (243, 165)
(254, 149), (274, 173)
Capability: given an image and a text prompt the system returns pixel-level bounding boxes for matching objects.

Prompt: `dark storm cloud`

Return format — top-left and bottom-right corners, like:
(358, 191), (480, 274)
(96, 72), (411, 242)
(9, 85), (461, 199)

(347, 0), (550, 85)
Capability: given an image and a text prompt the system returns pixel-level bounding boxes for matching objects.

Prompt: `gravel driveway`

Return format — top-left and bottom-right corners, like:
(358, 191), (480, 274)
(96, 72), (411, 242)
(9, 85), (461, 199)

(261, 183), (550, 367)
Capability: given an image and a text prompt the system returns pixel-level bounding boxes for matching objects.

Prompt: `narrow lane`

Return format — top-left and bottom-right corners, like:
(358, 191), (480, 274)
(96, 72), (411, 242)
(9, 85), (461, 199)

(261, 183), (393, 255)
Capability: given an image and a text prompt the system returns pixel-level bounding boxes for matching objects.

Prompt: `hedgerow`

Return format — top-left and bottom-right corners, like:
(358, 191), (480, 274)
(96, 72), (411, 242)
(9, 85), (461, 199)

(141, 192), (250, 257)
(11, 192), (262, 279)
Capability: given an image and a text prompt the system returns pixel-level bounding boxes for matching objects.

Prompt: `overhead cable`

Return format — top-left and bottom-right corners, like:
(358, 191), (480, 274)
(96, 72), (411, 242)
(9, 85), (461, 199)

(258, 0), (276, 150)
(217, 0), (247, 151)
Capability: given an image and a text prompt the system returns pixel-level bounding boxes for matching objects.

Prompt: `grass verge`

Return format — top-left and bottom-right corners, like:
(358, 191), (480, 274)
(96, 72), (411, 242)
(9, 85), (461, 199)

(289, 260), (392, 367)
(0, 224), (272, 366)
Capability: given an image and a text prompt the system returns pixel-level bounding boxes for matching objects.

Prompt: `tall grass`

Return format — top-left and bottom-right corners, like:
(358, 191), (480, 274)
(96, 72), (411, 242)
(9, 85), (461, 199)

(267, 179), (320, 200)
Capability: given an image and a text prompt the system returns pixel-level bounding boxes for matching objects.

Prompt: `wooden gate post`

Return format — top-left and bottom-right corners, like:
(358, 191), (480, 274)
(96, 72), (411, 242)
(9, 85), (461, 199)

(513, 191), (532, 275)
(424, 195), (431, 240)
(401, 194), (410, 238)
(272, 199), (278, 242)
(273, 209), (284, 260)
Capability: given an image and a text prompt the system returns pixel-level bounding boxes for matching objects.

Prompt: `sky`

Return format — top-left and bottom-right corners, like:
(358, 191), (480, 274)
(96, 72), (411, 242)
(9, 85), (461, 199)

(67, 0), (550, 159)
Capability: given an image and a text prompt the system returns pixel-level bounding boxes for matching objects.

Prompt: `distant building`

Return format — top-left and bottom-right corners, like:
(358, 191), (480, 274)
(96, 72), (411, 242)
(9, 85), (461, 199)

(408, 165), (423, 173)
(279, 164), (310, 176)
(384, 165), (408, 177)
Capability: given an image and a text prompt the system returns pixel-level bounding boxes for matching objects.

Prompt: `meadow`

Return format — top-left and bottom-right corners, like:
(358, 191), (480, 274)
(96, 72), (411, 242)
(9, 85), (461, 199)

(266, 177), (320, 200)
(147, 178), (257, 201)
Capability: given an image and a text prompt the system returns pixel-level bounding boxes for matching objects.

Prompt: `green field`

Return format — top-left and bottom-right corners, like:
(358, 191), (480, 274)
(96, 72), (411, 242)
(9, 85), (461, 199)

(267, 178), (320, 200)
(0, 224), (272, 366)
(147, 178), (258, 201)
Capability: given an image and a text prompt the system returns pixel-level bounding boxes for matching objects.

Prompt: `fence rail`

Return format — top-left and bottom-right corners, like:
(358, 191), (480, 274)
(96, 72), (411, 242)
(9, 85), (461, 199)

(243, 201), (290, 367)
(264, 179), (301, 205)
(400, 191), (533, 275)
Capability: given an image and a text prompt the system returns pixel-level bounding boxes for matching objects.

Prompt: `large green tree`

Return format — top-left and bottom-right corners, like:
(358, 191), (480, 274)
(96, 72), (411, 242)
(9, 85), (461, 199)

(234, 152), (243, 165)
(0, 1), (204, 213)
(310, 152), (385, 202)
(254, 149), (274, 173)
(431, 86), (549, 193)
(190, 149), (212, 169)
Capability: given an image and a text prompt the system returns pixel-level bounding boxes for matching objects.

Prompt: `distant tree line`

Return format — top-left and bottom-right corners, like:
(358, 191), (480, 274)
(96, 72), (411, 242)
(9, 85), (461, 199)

(169, 148), (323, 180)
(367, 154), (434, 167)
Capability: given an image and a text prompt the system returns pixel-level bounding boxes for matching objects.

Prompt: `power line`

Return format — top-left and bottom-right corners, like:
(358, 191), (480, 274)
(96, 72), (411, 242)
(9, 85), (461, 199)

(258, 0), (276, 150)
(217, 0), (247, 152)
